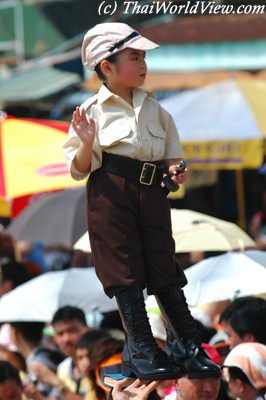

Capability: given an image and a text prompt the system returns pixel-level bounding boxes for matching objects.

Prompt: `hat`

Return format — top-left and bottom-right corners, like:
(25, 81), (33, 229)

(223, 342), (266, 389)
(82, 22), (159, 70)
(95, 352), (122, 391)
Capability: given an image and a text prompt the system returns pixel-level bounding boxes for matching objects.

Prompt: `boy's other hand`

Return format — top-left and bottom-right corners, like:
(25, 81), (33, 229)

(169, 163), (188, 185)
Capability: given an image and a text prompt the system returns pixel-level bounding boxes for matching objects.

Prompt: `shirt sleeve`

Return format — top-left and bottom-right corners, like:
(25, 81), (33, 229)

(62, 125), (88, 181)
(160, 105), (184, 166)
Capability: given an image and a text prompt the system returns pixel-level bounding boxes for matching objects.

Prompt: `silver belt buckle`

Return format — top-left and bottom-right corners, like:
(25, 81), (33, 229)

(139, 162), (156, 185)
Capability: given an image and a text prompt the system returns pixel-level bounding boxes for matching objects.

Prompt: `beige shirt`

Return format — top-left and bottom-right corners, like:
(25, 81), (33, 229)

(62, 84), (183, 180)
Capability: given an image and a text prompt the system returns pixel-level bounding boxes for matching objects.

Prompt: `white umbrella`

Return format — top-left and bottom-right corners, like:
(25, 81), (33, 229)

(183, 252), (266, 306)
(243, 249), (266, 267)
(0, 268), (117, 322)
(74, 231), (91, 252)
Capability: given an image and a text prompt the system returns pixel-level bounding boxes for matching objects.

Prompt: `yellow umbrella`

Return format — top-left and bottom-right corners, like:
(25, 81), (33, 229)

(161, 79), (266, 229)
(161, 79), (266, 170)
(0, 115), (83, 199)
(0, 197), (11, 217)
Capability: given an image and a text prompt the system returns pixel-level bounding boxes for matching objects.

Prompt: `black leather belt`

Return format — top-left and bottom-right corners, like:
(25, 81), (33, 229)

(101, 153), (165, 186)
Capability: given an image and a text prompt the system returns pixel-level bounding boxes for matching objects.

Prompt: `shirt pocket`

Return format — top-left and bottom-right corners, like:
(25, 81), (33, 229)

(98, 124), (132, 148)
(147, 120), (166, 140)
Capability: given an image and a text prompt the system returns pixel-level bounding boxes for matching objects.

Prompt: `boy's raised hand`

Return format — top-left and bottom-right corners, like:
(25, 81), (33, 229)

(72, 106), (95, 145)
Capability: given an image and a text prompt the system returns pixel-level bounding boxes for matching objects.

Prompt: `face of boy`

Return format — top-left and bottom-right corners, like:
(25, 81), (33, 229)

(105, 48), (147, 87)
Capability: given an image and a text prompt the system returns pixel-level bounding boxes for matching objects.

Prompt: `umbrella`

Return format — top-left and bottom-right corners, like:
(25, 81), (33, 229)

(74, 231), (92, 253)
(8, 187), (87, 246)
(243, 249), (266, 267)
(171, 209), (254, 252)
(183, 252), (266, 306)
(160, 79), (266, 170)
(74, 208), (255, 253)
(0, 267), (117, 322)
(160, 79), (266, 228)
(0, 115), (83, 199)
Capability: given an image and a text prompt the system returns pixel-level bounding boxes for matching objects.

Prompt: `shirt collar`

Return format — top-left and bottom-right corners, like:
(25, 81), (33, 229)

(97, 84), (149, 106)
(97, 84), (114, 104)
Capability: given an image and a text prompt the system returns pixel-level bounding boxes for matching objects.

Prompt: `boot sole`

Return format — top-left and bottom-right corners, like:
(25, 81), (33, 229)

(122, 365), (183, 380)
(186, 370), (222, 379)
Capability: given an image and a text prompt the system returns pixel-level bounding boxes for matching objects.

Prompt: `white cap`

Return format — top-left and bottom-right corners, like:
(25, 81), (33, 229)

(82, 22), (159, 71)
(224, 342), (266, 389)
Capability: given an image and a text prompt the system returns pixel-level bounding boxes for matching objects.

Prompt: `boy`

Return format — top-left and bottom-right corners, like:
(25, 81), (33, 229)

(63, 22), (220, 381)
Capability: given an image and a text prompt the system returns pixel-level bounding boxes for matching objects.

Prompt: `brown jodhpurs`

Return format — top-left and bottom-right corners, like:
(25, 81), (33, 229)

(86, 168), (187, 298)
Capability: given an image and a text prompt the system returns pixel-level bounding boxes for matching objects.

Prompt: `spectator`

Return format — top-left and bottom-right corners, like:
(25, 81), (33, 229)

(219, 296), (266, 349)
(0, 231), (16, 262)
(0, 359), (43, 400)
(172, 374), (222, 400)
(86, 336), (124, 400)
(0, 259), (30, 352)
(0, 345), (26, 373)
(9, 322), (65, 397)
(16, 240), (48, 272)
(27, 328), (111, 400)
(249, 187), (266, 249)
(51, 306), (92, 397)
(223, 342), (266, 400)
(0, 360), (23, 400)
(0, 259), (29, 296)
(75, 329), (112, 378)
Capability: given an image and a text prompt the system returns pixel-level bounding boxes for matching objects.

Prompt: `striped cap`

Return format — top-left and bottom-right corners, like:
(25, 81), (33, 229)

(224, 342), (266, 389)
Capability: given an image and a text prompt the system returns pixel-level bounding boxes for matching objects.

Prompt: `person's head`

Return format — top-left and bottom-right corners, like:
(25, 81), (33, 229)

(164, 344), (222, 400)
(52, 306), (89, 357)
(219, 296), (266, 349)
(0, 360), (22, 400)
(176, 376), (221, 400)
(0, 260), (29, 297)
(87, 336), (124, 399)
(10, 322), (45, 349)
(223, 342), (266, 400)
(75, 328), (111, 375)
(0, 346), (26, 373)
(0, 231), (16, 263)
(81, 22), (158, 86)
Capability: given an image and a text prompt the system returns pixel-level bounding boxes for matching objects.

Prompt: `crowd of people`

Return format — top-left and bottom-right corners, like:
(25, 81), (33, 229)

(0, 227), (266, 400)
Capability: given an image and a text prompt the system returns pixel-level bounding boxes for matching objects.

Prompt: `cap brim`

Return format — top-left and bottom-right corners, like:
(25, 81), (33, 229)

(125, 35), (159, 51)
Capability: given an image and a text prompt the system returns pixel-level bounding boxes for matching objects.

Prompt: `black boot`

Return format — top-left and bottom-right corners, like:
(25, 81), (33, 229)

(115, 286), (183, 380)
(155, 286), (221, 379)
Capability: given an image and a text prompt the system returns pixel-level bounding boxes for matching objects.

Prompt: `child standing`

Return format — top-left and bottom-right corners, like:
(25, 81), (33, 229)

(63, 22), (220, 381)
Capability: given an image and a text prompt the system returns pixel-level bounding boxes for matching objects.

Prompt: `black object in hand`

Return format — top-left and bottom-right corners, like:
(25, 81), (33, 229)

(163, 160), (187, 193)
